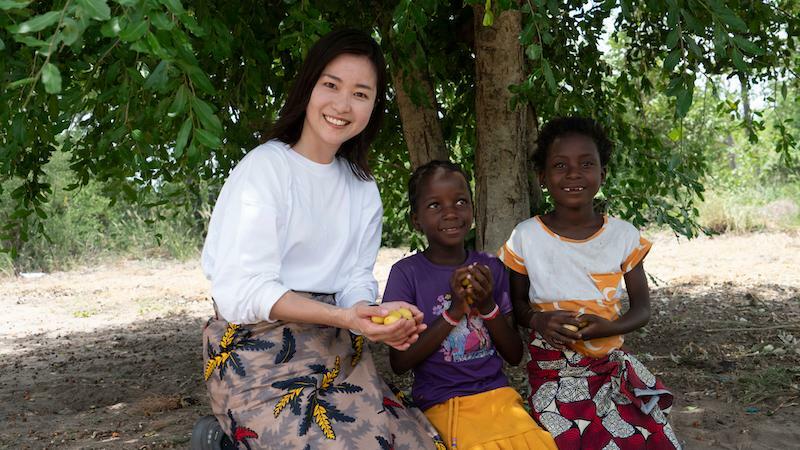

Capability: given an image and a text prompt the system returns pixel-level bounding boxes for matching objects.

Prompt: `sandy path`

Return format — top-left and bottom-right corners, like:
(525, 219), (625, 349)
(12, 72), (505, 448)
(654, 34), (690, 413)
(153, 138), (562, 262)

(1, 231), (798, 449)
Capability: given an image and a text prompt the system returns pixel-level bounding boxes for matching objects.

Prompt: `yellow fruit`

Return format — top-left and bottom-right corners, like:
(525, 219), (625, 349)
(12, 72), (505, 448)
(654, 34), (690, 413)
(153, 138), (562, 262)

(383, 314), (401, 325)
(397, 308), (413, 320)
(460, 278), (474, 304)
(562, 324), (579, 332)
(371, 316), (384, 324)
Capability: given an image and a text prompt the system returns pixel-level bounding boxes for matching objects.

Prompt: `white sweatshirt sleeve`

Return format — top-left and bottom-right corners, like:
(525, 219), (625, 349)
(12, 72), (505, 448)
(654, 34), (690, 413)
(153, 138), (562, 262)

(201, 148), (290, 324)
(335, 182), (382, 309)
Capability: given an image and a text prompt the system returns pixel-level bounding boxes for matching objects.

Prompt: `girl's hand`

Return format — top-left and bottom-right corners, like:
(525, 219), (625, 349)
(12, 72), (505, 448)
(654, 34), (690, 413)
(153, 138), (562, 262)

(576, 314), (616, 340)
(448, 268), (472, 321)
(530, 310), (583, 351)
(465, 264), (495, 314)
(347, 302), (426, 351)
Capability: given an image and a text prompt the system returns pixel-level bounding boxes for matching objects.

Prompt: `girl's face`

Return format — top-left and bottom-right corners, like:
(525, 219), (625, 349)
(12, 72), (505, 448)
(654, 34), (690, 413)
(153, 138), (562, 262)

(297, 54), (377, 157)
(412, 169), (473, 250)
(539, 134), (605, 210)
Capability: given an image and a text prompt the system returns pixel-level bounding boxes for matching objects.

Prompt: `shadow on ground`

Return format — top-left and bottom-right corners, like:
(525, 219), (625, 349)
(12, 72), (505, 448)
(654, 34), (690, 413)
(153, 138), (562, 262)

(1, 315), (208, 449)
(2, 281), (799, 449)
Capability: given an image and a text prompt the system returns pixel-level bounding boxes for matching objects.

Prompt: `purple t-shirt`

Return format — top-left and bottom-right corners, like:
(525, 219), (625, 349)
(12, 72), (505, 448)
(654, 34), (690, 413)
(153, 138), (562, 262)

(382, 250), (512, 411)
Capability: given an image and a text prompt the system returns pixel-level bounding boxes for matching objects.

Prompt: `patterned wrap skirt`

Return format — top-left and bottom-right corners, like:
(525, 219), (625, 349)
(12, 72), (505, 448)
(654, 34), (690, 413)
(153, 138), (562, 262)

(526, 332), (681, 450)
(202, 293), (444, 450)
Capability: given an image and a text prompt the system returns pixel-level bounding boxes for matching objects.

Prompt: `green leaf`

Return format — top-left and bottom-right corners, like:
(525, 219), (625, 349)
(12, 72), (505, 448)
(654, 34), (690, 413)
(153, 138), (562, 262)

(143, 60), (169, 91)
(730, 47), (747, 72)
(184, 65), (215, 95)
(781, 82), (787, 100)
(100, 17), (122, 37)
(667, 127), (682, 142)
(41, 63), (62, 94)
(525, 44), (541, 60)
(482, 8), (494, 27)
(732, 35), (765, 56)
(159, 0), (184, 15)
(175, 117), (192, 157)
(168, 84), (189, 117)
(191, 97), (222, 135)
(9, 11), (61, 33)
(60, 18), (81, 45)
(14, 35), (49, 47)
(663, 49), (681, 72)
(194, 128), (221, 149)
(146, 31), (167, 57)
(542, 60), (556, 92)
(675, 84), (693, 118)
(178, 12), (204, 36)
(187, 144), (200, 165)
(130, 39), (149, 53)
(77, 0), (111, 21)
(716, 8), (747, 32)
(0, 0), (30, 10)
(0, 37), (4, 51)
(6, 77), (36, 89)
(150, 12), (174, 30)
(119, 19), (149, 42)
(666, 28), (679, 49)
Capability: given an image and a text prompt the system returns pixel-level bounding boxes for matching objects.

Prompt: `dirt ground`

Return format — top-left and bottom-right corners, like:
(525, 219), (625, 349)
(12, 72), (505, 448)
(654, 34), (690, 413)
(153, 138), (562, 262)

(1, 231), (799, 449)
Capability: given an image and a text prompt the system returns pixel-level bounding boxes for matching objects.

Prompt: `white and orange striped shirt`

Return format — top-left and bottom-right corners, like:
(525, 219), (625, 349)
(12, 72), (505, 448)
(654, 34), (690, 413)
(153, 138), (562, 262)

(499, 215), (651, 357)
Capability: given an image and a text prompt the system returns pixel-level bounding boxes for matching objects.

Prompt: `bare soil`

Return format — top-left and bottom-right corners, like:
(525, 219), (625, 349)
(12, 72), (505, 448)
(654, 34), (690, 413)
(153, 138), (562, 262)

(1, 231), (799, 449)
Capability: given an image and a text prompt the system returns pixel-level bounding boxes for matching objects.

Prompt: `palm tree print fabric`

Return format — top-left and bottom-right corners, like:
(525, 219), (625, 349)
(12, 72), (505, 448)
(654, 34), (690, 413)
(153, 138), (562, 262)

(202, 293), (443, 449)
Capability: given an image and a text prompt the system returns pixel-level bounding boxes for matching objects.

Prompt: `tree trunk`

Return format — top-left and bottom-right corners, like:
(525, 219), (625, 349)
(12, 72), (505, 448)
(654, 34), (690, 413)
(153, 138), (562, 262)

(472, 4), (531, 252)
(525, 104), (542, 215)
(391, 66), (449, 169)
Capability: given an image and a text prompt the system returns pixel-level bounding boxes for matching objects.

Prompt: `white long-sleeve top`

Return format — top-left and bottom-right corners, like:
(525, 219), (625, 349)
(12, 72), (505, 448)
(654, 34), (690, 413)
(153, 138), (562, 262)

(201, 140), (383, 324)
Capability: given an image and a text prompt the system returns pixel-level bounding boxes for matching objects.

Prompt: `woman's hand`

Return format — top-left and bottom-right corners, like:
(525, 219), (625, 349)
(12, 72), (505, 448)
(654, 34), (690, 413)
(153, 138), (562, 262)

(530, 310), (583, 351)
(345, 302), (426, 351)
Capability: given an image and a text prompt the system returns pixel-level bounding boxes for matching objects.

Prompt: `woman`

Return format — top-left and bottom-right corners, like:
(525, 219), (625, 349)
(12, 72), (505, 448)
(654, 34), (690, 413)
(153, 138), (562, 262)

(194, 29), (442, 449)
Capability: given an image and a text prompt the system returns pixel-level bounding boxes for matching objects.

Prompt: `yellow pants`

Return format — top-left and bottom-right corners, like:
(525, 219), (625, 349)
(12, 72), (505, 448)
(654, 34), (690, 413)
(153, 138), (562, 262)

(424, 386), (556, 450)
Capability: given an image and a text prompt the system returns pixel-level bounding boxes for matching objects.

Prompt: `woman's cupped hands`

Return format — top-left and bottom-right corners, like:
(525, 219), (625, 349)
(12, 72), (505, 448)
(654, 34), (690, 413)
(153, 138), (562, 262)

(348, 301), (426, 351)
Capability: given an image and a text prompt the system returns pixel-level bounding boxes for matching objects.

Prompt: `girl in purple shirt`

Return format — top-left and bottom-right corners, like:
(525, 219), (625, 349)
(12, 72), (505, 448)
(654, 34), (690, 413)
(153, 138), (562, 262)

(382, 160), (556, 450)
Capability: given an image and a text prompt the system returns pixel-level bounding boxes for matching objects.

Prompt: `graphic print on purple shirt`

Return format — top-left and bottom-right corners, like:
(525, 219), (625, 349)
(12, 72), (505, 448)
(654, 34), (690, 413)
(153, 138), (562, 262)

(432, 293), (493, 362)
(382, 250), (513, 411)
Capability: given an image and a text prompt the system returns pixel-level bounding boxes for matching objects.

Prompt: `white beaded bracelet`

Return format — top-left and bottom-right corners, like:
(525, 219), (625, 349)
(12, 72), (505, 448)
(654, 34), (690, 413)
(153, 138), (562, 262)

(478, 304), (500, 321)
(441, 310), (460, 326)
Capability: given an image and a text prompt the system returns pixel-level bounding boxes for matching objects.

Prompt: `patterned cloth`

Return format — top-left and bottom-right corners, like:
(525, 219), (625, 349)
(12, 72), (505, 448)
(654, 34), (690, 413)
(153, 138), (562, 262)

(202, 293), (444, 450)
(526, 333), (681, 450)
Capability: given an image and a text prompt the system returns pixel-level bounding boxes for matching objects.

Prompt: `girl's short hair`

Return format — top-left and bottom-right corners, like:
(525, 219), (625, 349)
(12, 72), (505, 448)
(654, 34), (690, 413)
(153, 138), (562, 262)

(266, 29), (387, 180)
(408, 160), (471, 213)
(534, 117), (613, 171)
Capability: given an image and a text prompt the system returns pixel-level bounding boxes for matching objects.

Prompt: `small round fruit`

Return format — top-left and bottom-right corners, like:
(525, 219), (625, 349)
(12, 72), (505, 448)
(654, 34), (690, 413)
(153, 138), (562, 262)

(371, 316), (385, 324)
(562, 324), (579, 332)
(397, 308), (413, 320)
(383, 314), (401, 325)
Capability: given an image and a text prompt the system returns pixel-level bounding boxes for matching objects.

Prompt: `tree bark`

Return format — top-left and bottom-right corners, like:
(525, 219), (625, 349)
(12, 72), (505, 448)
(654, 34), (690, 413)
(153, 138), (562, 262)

(472, 4), (532, 252)
(391, 65), (448, 169)
(525, 104), (542, 215)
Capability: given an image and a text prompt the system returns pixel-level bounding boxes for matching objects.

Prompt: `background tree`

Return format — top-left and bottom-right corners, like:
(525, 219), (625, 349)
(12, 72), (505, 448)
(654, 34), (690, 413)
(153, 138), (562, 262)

(1, 0), (798, 266)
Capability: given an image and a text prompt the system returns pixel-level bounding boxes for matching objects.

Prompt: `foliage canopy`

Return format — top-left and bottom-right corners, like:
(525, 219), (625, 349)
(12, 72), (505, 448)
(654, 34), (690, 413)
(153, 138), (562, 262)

(1, 0), (798, 257)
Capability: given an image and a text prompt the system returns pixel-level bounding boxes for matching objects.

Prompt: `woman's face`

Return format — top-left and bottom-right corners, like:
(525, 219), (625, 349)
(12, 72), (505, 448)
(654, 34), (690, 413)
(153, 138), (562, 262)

(297, 54), (377, 158)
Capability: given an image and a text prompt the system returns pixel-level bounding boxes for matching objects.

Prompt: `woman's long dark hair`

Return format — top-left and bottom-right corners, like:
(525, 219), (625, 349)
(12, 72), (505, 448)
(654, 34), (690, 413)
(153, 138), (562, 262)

(266, 29), (387, 180)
